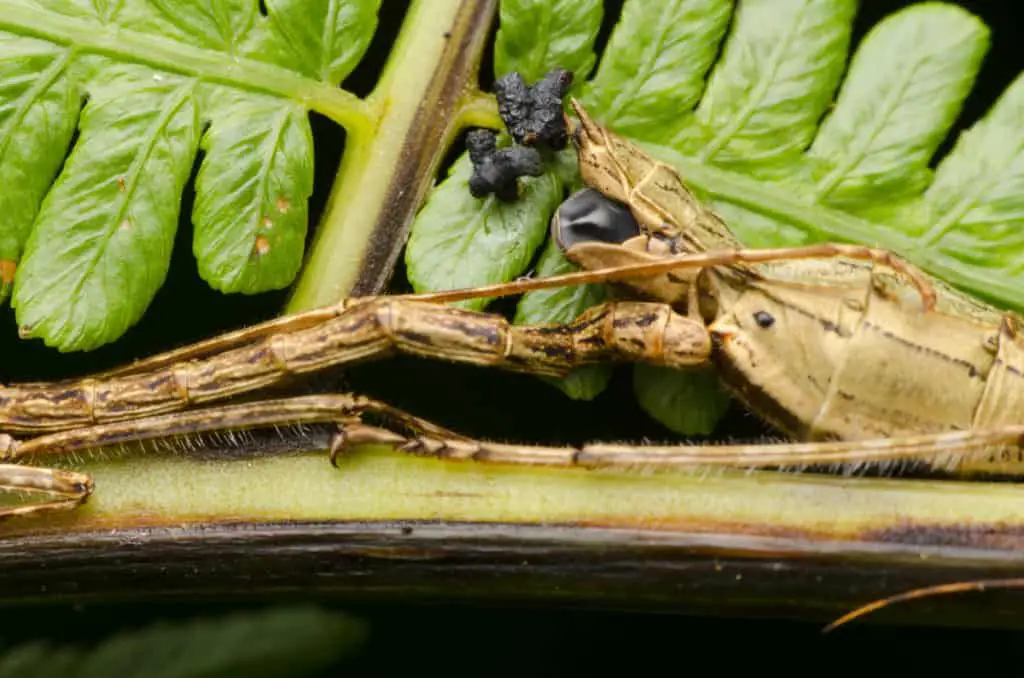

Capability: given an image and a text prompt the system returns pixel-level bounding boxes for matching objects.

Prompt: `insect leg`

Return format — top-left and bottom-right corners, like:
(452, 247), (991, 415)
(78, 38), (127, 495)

(3, 393), (463, 463)
(355, 298), (712, 376)
(403, 244), (937, 312)
(0, 394), (476, 518)
(389, 425), (1024, 471)
(2, 295), (712, 436)
(723, 243), (938, 311)
(0, 452), (93, 520)
(825, 578), (1024, 632)
(83, 303), (353, 381)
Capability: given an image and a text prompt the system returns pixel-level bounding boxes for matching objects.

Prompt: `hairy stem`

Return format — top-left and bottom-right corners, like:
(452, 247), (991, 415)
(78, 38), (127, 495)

(3, 441), (1024, 628)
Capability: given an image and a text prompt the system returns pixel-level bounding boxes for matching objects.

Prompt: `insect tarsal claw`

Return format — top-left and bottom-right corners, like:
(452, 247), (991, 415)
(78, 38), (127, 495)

(328, 430), (349, 468)
(73, 475), (96, 499)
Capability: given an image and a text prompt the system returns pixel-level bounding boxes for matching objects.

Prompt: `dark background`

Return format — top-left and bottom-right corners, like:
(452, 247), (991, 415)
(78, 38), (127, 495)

(2, 0), (1023, 673)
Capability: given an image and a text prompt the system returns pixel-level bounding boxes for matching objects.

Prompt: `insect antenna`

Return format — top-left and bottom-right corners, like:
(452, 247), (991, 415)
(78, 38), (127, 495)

(823, 578), (1024, 632)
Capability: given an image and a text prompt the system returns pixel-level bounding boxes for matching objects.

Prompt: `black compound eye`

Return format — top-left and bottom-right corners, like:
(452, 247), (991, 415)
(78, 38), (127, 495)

(554, 188), (641, 250)
(752, 311), (775, 329)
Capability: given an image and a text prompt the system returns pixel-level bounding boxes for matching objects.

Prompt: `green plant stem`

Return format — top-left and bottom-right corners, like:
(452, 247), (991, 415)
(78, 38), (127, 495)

(0, 4), (370, 130)
(10, 442), (1024, 542)
(456, 90), (503, 129)
(287, 0), (499, 311)
(4, 442), (1024, 625)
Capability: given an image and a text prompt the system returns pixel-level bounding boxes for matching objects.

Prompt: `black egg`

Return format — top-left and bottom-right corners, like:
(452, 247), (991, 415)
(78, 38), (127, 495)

(553, 188), (641, 250)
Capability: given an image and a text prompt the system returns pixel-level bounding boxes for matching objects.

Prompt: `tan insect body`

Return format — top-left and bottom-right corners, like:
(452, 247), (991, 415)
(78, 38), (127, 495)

(565, 100), (1024, 474)
(0, 100), (1022, 521)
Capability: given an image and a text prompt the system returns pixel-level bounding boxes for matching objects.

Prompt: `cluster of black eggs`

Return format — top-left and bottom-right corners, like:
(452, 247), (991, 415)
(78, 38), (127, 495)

(467, 68), (574, 202)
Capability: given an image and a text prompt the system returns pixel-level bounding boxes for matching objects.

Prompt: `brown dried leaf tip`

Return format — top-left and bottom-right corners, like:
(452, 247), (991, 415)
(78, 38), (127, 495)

(0, 260), (14, 286)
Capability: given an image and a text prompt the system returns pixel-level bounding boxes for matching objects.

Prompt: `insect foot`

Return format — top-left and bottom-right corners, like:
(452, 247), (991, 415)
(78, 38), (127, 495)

(0, 464), (95, 520)
(328, 422), (414, 468)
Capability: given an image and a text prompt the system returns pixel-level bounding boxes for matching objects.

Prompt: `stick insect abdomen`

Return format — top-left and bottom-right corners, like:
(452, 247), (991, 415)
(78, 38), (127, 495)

(964, 318), (1024, 472)
(813, 287), (999, 440)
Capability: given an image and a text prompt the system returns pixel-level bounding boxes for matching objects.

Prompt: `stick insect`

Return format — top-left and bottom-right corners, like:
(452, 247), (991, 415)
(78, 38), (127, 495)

(0, 99), (1022, 487)
(0, 98), (1022, 629)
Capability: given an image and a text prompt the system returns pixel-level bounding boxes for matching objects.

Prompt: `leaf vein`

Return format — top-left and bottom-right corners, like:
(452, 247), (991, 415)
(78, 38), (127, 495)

(68, 80), (196, 307)
(923, 141), (1024, 246)
(0, 47), (72, 167)
(0, 4), (368, 128)
(247, 105), (292, 273)
(700, 1), (811, 161)
(812, 53), (926, 199)
(322, 0), (339, 81)
(602, 0), (676, 124)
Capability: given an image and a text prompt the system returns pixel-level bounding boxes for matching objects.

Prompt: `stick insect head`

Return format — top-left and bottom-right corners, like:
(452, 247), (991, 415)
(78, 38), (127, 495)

(556, 100), (736, 307)
(552, 188), (691, 305)
(568, 99), (638, 207)
(566, 98), (742, 257)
